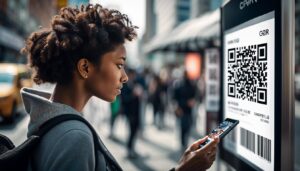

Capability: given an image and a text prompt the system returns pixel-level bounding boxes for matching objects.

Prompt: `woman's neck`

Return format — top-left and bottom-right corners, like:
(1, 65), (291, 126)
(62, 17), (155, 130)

(50, 83), (91, 112)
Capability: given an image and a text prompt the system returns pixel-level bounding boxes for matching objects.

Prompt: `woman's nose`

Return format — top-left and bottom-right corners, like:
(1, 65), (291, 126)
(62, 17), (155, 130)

(121, 70), (128, 83)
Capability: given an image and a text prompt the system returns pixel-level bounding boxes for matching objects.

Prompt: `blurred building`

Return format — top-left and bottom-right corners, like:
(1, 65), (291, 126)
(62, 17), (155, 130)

(177, 0), (190, 23)
(28, 0), (58, 28)
(67, 0), (89, 7)
(142, 0), (223, 73)
(0, 0), (59, 63)
(142, 0), (156, 44)
(0, 0), (88, 64)
(190, 0), (222, 18)
(28, 0), (89, 28)
(0, 0), (33, 63)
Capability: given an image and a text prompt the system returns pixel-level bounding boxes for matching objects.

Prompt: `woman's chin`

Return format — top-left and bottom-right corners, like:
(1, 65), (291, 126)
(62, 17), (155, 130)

(103, 96), (116, 103)
(94, 93), (117, 102)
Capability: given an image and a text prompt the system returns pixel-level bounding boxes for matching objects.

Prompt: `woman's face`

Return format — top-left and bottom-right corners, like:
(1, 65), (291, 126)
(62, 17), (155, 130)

(86, 44), (128, 102)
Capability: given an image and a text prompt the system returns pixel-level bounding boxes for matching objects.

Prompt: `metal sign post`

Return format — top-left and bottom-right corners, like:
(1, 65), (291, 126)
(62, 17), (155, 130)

(280, 0), (295, 170)
(220, 0), (294, 170)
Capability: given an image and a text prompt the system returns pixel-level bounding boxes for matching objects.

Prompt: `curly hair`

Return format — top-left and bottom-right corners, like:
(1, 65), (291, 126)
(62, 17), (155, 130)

(21, 4), (138, 85)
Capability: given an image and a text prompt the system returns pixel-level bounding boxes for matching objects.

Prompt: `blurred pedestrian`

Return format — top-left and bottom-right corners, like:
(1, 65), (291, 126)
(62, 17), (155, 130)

(109, 95), (121, 139)
(173, 70), (197, 151)
(149, 74), (167, 129)
(20, 4), (219, 171)
(149, 75), (158, 125)
(120, 68), (142, 158)
(135, 68), (148, 136)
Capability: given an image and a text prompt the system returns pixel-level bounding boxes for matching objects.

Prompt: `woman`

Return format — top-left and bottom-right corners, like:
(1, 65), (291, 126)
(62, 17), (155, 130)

(21, 4), (219, 171)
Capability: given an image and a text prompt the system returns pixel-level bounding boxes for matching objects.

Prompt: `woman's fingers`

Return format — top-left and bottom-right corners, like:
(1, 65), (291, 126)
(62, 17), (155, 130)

(195, 137), (218, 154)
(213, 135), (220, 143)
(190, 136), (209, 151)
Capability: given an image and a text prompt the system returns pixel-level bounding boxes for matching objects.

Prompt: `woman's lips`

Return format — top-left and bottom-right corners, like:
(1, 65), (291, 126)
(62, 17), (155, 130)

(116, 85), (122, 94)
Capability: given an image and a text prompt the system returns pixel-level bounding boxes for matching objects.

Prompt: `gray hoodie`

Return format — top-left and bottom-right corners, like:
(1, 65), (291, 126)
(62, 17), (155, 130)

(21, 87), (107, 171)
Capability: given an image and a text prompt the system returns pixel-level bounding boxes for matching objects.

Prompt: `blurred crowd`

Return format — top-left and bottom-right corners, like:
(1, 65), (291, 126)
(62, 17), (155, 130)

(103, 66), (206, 158)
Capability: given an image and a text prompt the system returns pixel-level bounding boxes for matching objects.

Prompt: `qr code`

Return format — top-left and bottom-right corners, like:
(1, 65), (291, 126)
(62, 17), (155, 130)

(227, 43), (268, 105)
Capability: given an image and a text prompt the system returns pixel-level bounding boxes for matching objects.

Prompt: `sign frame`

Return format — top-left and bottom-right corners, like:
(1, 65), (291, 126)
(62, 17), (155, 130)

(220, 0), (294, 170)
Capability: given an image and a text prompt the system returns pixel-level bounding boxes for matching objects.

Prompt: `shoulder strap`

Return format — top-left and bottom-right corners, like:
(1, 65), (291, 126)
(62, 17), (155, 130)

(36, 114), (123, 171)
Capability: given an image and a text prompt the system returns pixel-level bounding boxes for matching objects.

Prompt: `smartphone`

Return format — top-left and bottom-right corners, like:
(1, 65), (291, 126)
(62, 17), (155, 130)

(199, 118), (239, 149)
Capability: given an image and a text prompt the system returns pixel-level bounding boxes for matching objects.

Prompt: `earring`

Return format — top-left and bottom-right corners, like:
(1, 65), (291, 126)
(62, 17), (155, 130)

(82, 74), (88, 78)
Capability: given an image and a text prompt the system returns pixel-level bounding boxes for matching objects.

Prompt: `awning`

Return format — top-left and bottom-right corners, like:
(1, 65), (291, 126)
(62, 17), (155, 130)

(144, 9), (220, 53)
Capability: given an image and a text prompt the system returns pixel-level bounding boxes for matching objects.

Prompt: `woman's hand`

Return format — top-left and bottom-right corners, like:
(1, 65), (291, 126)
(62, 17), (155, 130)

(175, 136), (220, 171)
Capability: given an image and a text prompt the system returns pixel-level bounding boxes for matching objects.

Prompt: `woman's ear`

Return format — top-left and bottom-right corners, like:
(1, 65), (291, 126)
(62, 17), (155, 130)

(77, 58), (90, 79)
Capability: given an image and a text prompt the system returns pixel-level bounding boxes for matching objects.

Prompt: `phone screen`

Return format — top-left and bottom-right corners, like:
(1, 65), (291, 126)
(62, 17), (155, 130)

(199, 118), (239, 149)
(210, 118), (239, 139)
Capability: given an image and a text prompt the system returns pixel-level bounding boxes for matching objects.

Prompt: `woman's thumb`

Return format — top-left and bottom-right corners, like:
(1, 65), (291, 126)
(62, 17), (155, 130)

(190, 136), (208, 151)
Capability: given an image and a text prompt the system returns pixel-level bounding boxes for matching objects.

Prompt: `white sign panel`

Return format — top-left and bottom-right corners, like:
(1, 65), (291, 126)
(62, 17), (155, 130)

(205, 48), (220, 112)
(223, 12), (274, 171)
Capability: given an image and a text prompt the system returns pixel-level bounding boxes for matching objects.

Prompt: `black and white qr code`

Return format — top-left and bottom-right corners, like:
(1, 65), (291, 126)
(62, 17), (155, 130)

(227, 43), (268, 105)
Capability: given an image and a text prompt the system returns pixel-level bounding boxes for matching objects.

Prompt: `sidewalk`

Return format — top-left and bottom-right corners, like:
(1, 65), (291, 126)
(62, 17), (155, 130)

(0, 96), (223, 171)
(86, 104), (180, 171)
(84, 99), (221, 171)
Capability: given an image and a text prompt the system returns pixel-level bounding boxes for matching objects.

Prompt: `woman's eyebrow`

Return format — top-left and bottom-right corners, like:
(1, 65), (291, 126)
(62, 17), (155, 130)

(119, 56), (126, 61)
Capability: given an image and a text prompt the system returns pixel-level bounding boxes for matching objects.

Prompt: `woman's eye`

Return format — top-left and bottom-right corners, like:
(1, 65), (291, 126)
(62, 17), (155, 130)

(117, 64), (123, 69)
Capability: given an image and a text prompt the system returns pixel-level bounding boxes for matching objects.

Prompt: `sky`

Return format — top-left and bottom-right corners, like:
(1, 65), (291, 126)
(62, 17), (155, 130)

(90, 0), (146, 36)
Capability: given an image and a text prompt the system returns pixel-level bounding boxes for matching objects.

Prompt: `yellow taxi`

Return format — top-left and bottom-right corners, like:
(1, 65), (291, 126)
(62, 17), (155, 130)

(0, 63), (32, 122)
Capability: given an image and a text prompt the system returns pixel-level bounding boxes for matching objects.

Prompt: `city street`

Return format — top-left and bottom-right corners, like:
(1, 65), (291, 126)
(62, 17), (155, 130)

(0, 111), (29, 146)
(1, 99), (300, 171)
(0, 0), (298, 170)
(0, 100), (222, 171)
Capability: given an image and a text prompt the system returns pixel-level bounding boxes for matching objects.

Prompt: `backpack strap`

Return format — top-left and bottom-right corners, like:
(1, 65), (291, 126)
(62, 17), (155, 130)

(0, 134), (15, 152)
(0, 135), (39, 168)
(36, 114), (123, 171)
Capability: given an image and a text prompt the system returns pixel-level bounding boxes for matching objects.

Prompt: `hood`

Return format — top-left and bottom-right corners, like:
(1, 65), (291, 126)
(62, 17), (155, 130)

(21, 87), (82, 137)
